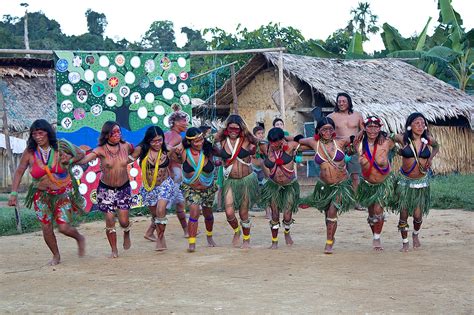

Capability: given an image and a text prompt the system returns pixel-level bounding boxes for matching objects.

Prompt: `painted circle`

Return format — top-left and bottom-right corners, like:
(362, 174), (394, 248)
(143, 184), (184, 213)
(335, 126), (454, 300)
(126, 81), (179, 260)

(125, 72), (136, 84)
(145, 93), (155, 103)
(97, 70), (107, 81)
(168, 73), (177, 85)
(129, 168), (139, 177)
(105, 93), (118, 107)
(85, 55), (95, 65)
(91, 82), (105, 97)
(154, 76), (165, 88)
(160, 57), (171, 70)
(61, 117), (73, 129)
(72, 56), (82, 67)
(108, 77), (119, 88)
(76, 88), (88, 103)
(78, 183), (88, 195)
(162, 88), (174, 100)
(88, 158), (99, 167)
(73, 108), (86, 120)
(56, 59), (68, 72)
(151, 116), (158, 124)
(109, 65), (117, 74)
(177, 57), (186, 68)
(71, 165), (83, 180)
(137, 106), (148, 119)
(90, 104), (103, 116)
(68, 72), (81, 84)
(154, 105), (165, 115)
(130, 92), (142, 104)
(130, 180), (138, 190)
(178, 82), (188, 93)
(144, 59), (155, 73)
(139, 76), (150, 89)
(179, 71), (189, 81)
(163, 115), (171, 128)
(130, 56), (141, 68)
(84, 69), (94, 81)
(99, 55), (110, 67)
(119, 86), (130, 97)
(60, 100), (74, 113)
(115, 54), (125, 66)
(85, 171), (97, 183)
(180, 94), (190, 106)
(60, 84), (73, 96)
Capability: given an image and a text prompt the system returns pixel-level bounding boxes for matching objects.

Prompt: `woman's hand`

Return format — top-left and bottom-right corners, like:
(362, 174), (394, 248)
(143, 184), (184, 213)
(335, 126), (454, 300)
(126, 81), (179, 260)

(8, 194), (18, 207)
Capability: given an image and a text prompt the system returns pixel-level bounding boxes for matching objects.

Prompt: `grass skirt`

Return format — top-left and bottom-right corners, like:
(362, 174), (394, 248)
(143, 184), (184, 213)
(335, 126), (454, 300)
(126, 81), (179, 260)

(221, 172), (259, 211)
(261, 179), (300, 213)
(394, 173), (431, 216)
(357, 175), (395, 209)
(309, 179), (355, 214)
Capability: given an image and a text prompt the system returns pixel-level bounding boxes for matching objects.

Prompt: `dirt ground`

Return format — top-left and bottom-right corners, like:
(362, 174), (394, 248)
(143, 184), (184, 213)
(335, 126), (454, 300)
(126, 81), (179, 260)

(0, 207), (472, 314)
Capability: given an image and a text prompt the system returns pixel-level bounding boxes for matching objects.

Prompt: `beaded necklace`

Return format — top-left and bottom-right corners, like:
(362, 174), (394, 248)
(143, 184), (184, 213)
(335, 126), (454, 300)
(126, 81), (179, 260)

(141, 149), (162, 191)
(35, 146), (69, 186)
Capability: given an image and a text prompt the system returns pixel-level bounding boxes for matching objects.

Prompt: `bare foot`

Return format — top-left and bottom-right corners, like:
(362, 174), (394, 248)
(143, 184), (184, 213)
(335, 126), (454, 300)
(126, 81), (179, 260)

(183, 228), (189, 238)
(268, 242), (278, 250)
(144, 235), (157, 242)
(207, 236), (217, 247)
(284, 233), (294, 246)
(240, 240), (251, 249)
(77, 235), (86, 257)
(123, 232), (131, 250)
(155, 236), (167, 251)
(187, 243), (196, 252)
(109, 250), (119, 258)
(373, 239), (384, 251)
(324, 244), (333, 254)
(232, 232), (241, 247)
(400, 242), (409, 252)
(412, 233), (421, 250)
(48, 255), (61, 265)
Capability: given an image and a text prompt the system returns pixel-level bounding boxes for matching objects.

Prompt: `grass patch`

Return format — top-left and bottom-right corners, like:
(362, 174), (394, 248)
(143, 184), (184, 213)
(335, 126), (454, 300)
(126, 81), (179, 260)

(430, 174), (474, 211)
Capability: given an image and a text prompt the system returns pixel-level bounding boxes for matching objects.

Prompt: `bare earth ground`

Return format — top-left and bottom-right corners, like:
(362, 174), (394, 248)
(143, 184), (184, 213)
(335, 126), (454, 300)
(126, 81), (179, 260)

(0, 208), (472, 314)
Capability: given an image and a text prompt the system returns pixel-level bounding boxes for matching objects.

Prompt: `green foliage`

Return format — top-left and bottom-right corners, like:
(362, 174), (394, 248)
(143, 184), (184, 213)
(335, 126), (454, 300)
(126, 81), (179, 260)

(348, 1), (379, 41)
(141, 20), (178, 51)
(430, 174), (474, 210)
(85, 9), (108, 37)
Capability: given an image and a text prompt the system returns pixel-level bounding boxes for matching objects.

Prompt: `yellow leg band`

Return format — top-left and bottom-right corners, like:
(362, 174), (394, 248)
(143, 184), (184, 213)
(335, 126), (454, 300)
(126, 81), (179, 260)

(326, 239), (334, 245)
(284, 230), (290, 234)
(272, 237), (278, 242)
(206, 230), (213, 237)
(243, 234), (250, 241)
(188, 237), (196, 244)
(233, 226), (240, 234)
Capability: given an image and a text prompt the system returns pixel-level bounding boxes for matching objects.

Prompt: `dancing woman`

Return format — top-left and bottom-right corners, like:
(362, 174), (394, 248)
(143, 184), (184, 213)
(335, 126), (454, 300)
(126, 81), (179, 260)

(78, 121), (134, 258)
(215, 114), (258, 248)
(394, 113), (439, 252)
(8, 119), (85, 265)
(132, 126), (174, 251)
(170, 127), (218, 252)
(297, 117), (356, 254)
(260, 127), (301, 249)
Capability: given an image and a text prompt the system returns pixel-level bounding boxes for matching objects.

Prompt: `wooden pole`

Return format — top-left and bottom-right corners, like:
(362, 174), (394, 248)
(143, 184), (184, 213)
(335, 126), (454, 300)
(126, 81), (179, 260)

(23, 9), (30, 58)
(230, 64), (238, 114)
(278, 50), (285, 121)
(0, 84), (22, 233)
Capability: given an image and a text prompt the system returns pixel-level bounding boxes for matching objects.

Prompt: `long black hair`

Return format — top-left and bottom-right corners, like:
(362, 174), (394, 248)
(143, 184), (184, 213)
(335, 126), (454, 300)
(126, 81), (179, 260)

(362, 116), (386, 152)
(98, 121), (125, 146)
(335, 92), (353, 114)
(267, 127), (285, 142)
(138, 126), (168, 162)
(27, 119), (57, 151)
(225, 114), (253, 139)
(403, 112), (429, 144)
(182, 127), (213, 157)
(315, 117), (336, 134)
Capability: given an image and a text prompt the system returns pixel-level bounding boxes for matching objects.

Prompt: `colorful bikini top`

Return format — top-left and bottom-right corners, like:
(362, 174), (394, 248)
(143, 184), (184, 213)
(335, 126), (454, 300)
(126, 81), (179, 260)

(314, 140), (345, 165)
(183, 156), (214, 173)
(219, 147), (251, 160)
(265, 147), (295, 179)
(31, 148), (67, 180)
(400, 139), (431, 176)
(182, 149), (214, 186)
(146, 155), (170, 169)
(264, 151), (293, 168)
(361, 139), (390, 178)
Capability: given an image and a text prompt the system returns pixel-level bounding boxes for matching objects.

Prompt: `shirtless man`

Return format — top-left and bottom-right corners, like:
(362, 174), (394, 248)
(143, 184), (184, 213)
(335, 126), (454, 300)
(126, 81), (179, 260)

(328, 92), (365, 210)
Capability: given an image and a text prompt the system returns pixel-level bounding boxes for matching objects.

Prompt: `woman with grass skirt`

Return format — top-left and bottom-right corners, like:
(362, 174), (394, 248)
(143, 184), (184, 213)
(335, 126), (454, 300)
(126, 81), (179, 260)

(170, 127), (218, 252)
(214, 114), (258, 249)
(8, 119), (86, 265)
(356, 116), (396, 251)
(394, 113), (439, 252)
(131, 126), (174, 251)
(296, 117), (356, 254)
(260, 127), (302, 249)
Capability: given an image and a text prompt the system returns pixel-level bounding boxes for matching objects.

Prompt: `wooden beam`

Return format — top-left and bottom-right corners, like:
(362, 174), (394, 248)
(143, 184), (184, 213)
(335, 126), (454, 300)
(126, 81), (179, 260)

(278, 50), (285, 120)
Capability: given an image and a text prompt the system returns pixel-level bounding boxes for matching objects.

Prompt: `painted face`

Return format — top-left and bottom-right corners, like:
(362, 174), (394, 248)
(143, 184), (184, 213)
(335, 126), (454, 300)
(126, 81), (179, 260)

(174, 117), (188, 132)
(32, 130), (49, 146)
(270, 139), (284, 150)
(227, 123), (241, 138)
(274, 121), (284, 129)
(254, 130), (265, 140)
(337, 96), (349, 112)
(365, 123), (381, 139)
(191, 135), (204, 150)
(109, 125), (121, 144)
(411, 117), (426, 135)
(150, 135), (163, 151)
(319, 124), (334, 140)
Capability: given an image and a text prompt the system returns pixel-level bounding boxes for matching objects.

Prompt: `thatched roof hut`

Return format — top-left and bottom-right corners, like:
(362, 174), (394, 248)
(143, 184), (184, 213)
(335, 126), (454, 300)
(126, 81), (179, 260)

(210, 53), (474, 133)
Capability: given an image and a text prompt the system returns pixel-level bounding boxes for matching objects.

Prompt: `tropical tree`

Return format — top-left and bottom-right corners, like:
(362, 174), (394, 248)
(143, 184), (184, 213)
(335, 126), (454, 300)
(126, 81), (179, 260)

(141, 20), (178, 51)
(85, 9), (108, 37)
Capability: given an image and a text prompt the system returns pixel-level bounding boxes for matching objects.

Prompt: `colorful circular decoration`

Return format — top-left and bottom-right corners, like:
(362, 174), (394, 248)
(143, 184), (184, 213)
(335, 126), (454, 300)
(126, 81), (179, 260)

(88, 158), (99, 167)
(151, 116), (159, 124)
(76, 89), (88, 104)
(139, 76), (150, 89)
(180, 94), (190, 106)
(130, 180), (138, 190)
(109, 65), (117, 74)
(177, 57), (187, 68)
(154, 105), (165, 115)
(61, 117), (73, 129)
(90, 104), (103, 116)
(119, 86), (130, 97)
(84, 69), (94, 81)
(74, 108), (86, 120)
(115, 54), (125, 66)
(99, 55), (110, 67)
(125, 71), (136, 84)
(56, 59), (68, 72)
(168, 73), (177, 85)
(162, 88), (174, 100)
(97, 70), (107, 81)
(92, 82), (105, 97)
(160, 57), (171, 70)
(144, 59), (155, 73)
(108, 77), (119, 88)
(154, 76), (165, 88)
(137, 106), (148, 119)
(105, 93), (118, 107)
(178, 82), (188, 93)
(145, 93), (155, 103)
(179, 71), (189, 81)
(85, 55), (95, 65)
(60, 83), (73, 96)
(129, 168), (139, 177)
(163, 115), (171, 128)
(68, 72), (81, 84)
(130, 92), (142, 104)
(90, 189), (98, 204)
(85, 171), (97, 183)
(71, 165), (84, 180)
(72, 56), (82, 67)
(130, 56), (141, 68)
(78, 183), (88, 195)
(60, 100), (74, 113)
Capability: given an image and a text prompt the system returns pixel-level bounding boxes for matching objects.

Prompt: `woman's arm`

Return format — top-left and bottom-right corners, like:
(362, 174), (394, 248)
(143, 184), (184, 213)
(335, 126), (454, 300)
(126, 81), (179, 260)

(8, 151), (31, 206)
(169, 144), (186, 163)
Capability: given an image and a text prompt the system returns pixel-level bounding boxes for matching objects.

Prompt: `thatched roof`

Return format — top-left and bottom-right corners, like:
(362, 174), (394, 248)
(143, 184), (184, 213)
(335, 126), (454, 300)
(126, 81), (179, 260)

(212, 53), (474, 132)
(0, 58), (56, 132)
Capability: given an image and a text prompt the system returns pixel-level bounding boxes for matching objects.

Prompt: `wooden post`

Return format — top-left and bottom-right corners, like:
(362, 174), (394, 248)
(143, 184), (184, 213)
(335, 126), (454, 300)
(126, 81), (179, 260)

(230, 64), (238, 114)
(0, 85), (22, 233)
(278, 50), (285, 121)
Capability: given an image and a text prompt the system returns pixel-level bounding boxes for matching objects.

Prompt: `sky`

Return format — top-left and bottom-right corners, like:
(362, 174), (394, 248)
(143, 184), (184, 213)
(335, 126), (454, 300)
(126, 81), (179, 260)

(1, 0), (473, 53)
